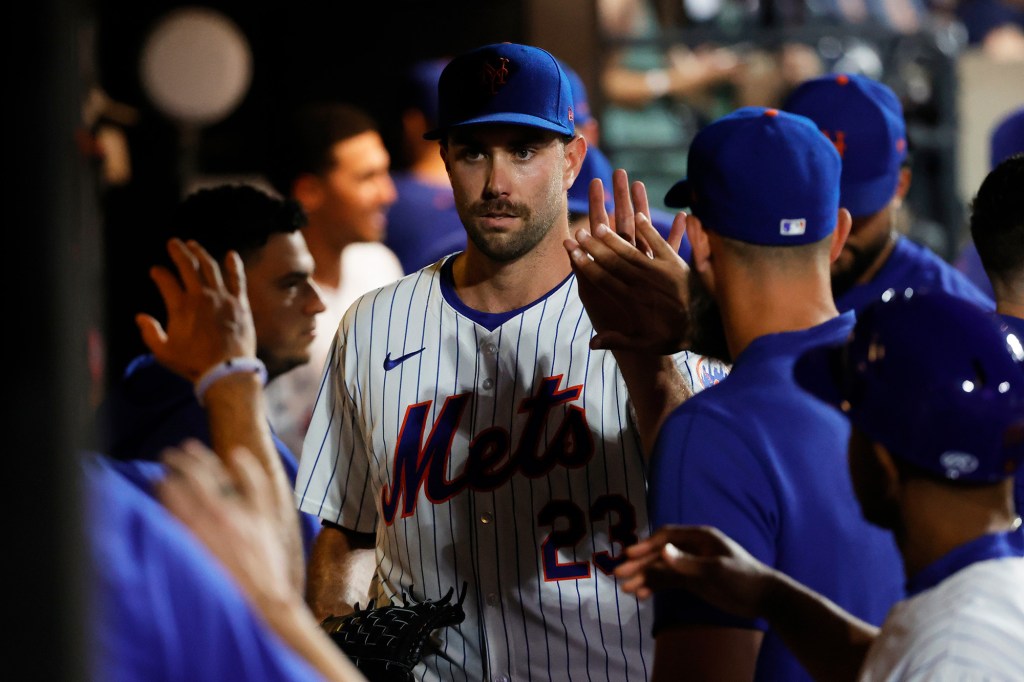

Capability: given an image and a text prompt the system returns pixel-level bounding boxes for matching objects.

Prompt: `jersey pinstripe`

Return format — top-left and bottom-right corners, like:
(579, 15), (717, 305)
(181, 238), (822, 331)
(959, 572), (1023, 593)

(295, 256), (715, 681)
(859, 557), (1024, 680)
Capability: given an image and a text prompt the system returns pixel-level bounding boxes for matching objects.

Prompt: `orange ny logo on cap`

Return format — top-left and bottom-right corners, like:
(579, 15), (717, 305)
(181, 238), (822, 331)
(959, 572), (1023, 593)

(821, 129), (847, 158)
(483, 57), (511, 95)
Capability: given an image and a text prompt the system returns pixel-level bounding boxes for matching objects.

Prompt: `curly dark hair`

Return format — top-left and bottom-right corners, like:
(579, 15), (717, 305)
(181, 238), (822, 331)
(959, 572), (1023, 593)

(969, 153), (1024, 281)
(169, 184), (307, 264)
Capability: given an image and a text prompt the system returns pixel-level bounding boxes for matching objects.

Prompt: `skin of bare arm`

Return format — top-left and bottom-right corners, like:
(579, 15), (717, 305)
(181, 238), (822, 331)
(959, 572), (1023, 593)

(156, 440), (367, 682)
(136, 237), (304, 592)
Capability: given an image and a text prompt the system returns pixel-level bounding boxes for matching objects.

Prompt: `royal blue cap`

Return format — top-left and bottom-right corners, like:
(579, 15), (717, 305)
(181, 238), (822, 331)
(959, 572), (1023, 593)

(991, 106), (1024, 169)
(558, 58), (592, 126)
(424, 42), (575, 140)
(795, 290), (1024, 483)
(664, 106), (841, 246)
(783, 73), (908, 218)
(407, 57), (449, 129)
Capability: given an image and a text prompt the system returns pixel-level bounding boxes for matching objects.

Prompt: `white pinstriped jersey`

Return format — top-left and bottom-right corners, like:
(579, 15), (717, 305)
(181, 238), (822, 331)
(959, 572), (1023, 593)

(295, 256), (720, 682)
(859, 557), (1024, 681)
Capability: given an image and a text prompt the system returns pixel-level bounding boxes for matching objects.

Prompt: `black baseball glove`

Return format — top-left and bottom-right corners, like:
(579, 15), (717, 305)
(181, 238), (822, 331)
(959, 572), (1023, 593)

(320, 583), (468, 682)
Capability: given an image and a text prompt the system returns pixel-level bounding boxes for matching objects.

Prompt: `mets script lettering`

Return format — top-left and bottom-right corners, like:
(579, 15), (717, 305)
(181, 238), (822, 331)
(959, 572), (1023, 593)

(381, 375), (594, 524)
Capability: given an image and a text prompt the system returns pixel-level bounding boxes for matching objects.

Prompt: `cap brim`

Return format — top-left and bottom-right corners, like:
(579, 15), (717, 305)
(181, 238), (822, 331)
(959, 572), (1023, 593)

(792, 342), (846, 410)
(664, 179), (693, 208)
(424, 113), (574, 140)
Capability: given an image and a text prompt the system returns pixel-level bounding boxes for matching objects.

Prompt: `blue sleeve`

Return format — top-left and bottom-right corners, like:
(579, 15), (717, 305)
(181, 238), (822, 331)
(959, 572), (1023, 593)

(648, 411), (779, 634)
(88, 457), (326, 682)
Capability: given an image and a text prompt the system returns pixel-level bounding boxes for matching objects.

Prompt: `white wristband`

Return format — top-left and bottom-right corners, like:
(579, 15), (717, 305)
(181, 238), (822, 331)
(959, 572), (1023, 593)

(194, 357), (268, 406)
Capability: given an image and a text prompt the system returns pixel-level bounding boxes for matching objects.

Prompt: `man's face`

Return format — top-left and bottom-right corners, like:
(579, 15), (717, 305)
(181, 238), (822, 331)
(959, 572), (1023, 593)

(315, 131), (397, 245)
(245, 231), (326, 380)
(443, 125), (572, 263)
(831, 205), (892, 297)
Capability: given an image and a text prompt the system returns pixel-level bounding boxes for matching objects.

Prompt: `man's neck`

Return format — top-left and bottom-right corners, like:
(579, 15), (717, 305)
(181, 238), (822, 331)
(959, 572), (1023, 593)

(898, 479), (1019, 579)
(855, 231), (899, 287)
(992, 276), (1024, 319)
(719, 269), (839, 359)
(451, 228), (572, 314)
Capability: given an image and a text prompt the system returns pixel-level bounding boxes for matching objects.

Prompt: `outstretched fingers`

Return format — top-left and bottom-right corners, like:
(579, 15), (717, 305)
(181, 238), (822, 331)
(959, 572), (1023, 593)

(612, 169), (636, 245)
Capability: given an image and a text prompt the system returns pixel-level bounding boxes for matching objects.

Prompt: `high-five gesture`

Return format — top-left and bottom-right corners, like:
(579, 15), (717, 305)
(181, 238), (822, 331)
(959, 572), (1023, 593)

(564, 169), (693, 354)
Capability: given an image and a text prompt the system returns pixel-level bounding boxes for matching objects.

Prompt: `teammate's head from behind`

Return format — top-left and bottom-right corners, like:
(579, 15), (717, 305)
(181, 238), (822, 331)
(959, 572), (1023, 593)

(664, 106), (849, 362)
(971, 154), (1024, 306)
(170, 184), (325, 380)
(425, 42), (587, 263)
(269, 102), (397, 248)
(796, 290), (1024, 537)
(783, 74), (910, 297)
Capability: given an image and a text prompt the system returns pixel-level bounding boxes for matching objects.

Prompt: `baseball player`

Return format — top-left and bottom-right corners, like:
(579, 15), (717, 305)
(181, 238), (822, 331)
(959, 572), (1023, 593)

(295, 42), (718, 681)
(967, 152), (1024, 521)
(615, 290), (1024, 680)
(99, 185), (323, 567)
(573, 107), (906, 681)
(782, 74), (994, 315)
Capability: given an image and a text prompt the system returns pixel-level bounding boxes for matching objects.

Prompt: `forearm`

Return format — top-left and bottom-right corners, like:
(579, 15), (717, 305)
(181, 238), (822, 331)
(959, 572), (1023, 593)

(307, 526), (376, 621)
(261, 597), (367, 682)
(614, 351), (692, 456)
(759, 570), (878, 682)
(203, 372), (305, 592)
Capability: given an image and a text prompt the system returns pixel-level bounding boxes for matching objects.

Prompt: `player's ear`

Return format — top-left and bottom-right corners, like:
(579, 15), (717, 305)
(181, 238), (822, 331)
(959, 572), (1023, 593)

(687, 215), (711, 274)
(828, 208), (852, 264)
(563, 135), (587, 191)
(293, 174), (325, 213)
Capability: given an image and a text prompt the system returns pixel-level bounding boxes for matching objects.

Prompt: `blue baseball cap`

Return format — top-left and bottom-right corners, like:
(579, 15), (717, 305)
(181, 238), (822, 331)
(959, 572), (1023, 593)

(783, 73), (908, 218)
(795, 290), (1024, 483)
(664, 106), (841, 246)
(558, 58), (592, 126)
(424, 43), (575, 140)
(991, 106), (1024, 169)
(407, 57), (449, 129)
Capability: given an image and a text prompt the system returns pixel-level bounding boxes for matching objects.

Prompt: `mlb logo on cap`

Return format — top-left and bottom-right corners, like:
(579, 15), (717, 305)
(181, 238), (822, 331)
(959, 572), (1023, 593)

(780, 219), (807, 236)
(424, 43), (575, 140)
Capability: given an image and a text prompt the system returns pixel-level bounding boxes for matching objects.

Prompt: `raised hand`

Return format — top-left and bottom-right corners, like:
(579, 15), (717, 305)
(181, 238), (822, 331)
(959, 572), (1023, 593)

(564, 169), (693, 354)
(136, 238), (256, 381)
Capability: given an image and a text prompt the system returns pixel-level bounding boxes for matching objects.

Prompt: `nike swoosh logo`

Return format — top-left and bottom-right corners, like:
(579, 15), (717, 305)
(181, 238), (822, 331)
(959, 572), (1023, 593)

(383, 348), (426, 371)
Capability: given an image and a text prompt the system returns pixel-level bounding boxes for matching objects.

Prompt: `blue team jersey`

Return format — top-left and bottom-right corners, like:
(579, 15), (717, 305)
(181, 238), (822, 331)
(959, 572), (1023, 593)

(385, 172), (466, 274)
(85, 454), (324, 682)
(99, 355), (320, 558)
(649, 313), (905, 681)
(835, 237), (994, 315)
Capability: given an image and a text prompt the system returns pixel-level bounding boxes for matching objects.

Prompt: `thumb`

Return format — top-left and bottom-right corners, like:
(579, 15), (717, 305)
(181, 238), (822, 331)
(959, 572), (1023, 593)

(662, 543), (700, 575)
(136, 313), (167, 354)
